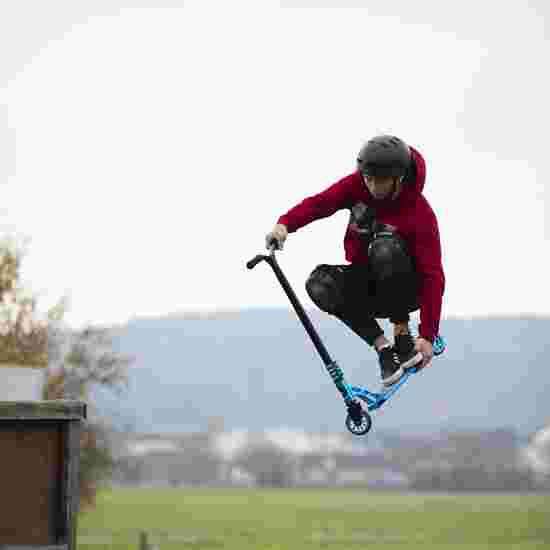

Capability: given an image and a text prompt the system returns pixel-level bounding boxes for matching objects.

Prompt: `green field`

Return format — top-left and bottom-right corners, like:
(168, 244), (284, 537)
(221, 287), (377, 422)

(78, 488), (550, 549)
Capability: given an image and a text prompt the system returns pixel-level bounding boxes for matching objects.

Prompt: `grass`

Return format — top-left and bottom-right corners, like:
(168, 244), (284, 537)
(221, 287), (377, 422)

(77, 487), (550, 549)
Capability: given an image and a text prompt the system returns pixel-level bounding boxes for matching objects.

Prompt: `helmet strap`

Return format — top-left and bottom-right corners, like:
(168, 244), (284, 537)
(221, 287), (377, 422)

(391, 177), (403, 200)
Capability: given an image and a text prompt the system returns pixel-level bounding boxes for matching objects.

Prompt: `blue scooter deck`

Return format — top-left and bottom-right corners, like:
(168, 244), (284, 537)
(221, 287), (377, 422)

(348, 367), (419, 411)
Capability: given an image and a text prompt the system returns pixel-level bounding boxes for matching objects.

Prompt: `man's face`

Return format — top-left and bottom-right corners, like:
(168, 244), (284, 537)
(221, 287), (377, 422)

(363, 174), (396, 200)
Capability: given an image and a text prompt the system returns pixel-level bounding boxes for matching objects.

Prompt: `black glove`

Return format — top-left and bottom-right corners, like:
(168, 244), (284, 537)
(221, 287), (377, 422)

(350, 202), (377, 241)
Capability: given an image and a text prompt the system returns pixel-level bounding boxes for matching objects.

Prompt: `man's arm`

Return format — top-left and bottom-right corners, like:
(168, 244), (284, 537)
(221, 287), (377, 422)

(277, 174), (355, 232)
(410, 202), (445, 344)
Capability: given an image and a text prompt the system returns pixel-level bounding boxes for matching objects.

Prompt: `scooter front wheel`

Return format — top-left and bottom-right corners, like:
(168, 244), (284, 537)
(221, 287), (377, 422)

(345, 408), (372, 436)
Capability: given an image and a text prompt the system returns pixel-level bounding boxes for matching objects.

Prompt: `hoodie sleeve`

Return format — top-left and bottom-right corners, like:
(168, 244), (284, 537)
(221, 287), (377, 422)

(410, 198), (445, 343)
(277, 174), (355, 232)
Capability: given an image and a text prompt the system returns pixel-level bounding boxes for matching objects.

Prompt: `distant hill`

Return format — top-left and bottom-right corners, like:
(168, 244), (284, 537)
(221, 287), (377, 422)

(90, 309), (550, 436)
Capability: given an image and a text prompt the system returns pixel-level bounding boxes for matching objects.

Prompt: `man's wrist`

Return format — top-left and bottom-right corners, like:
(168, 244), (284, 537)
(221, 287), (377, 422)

(417, 325), (435, 344)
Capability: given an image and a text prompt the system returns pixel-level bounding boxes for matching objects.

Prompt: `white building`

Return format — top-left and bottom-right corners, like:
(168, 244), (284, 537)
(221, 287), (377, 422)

(522, 424), (550, 478)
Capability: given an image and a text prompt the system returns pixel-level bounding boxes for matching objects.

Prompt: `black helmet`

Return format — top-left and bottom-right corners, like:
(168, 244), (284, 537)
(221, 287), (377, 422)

(357, 135), (411, 179)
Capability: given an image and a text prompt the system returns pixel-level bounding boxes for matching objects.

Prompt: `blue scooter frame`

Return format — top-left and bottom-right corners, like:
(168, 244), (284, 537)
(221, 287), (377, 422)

(247, 247), (446, 436)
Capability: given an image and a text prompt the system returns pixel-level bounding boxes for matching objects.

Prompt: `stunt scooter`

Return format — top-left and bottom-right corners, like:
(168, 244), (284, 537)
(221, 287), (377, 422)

(246, 246), (446, 436)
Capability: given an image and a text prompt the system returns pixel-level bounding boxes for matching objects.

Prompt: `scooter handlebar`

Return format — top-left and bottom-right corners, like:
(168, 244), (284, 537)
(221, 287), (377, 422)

(246, 254), (267, 270)
(246, 245), (278, 269)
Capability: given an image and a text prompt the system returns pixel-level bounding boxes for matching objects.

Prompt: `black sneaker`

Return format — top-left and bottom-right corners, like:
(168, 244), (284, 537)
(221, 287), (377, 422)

(394, 333), (423, 370)
(377, 345), (404, 387)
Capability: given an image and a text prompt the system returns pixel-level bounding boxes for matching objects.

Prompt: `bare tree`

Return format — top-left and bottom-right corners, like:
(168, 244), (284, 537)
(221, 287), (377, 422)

(44, 324), (135, 510)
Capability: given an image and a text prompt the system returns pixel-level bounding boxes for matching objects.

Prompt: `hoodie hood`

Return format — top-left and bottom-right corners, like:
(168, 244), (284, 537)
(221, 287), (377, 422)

(408, 146), (426, 194)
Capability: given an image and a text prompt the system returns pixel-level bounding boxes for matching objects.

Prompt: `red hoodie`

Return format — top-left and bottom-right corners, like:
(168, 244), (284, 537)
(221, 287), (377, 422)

(277, 147), (445, 343)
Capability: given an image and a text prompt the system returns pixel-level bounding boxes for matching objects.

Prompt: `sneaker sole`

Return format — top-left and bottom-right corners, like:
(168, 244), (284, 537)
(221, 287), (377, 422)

(382, 366), (405, 387)
(401, 352), (423, 370)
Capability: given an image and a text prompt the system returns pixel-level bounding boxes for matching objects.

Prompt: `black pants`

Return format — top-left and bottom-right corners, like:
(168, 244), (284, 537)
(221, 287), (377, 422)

(305, 262), (419, 347)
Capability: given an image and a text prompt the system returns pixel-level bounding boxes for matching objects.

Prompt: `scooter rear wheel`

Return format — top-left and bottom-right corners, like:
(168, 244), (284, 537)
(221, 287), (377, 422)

(345, 409), (372, 436)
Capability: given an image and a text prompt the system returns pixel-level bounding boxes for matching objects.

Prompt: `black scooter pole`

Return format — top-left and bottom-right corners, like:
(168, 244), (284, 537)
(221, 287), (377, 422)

(247, 247), (365, 422)
(247, 247), (375, 432)
(252, 248), (335, 367)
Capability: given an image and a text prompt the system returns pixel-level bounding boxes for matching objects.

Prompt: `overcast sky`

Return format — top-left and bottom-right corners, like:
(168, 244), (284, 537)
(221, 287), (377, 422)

(0, 1), (548, 328)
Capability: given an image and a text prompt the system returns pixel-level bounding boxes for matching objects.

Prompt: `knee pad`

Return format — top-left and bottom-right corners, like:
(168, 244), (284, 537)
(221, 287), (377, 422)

(305, 264), (346, 314)
(368, 233), (413, 281)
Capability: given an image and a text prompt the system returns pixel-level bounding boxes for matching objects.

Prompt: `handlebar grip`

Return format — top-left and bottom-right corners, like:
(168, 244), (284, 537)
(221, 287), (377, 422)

(246, 254), (266, 270)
